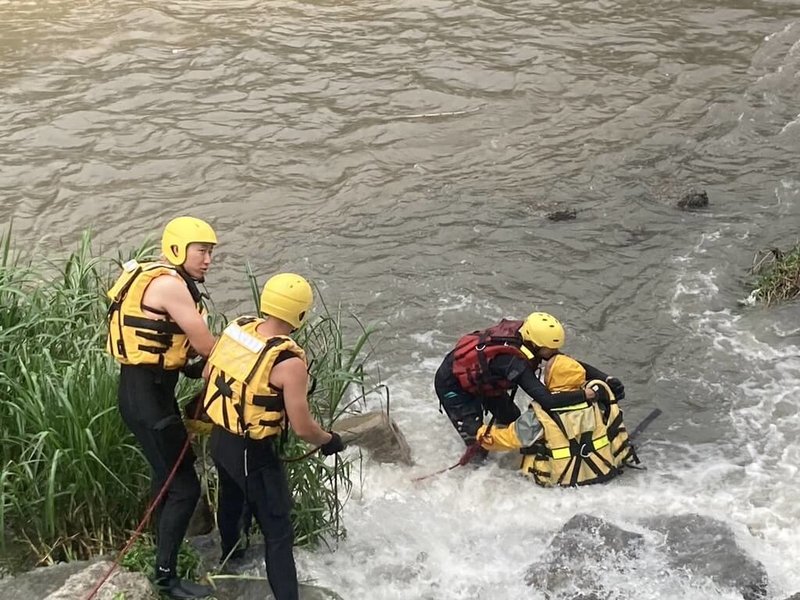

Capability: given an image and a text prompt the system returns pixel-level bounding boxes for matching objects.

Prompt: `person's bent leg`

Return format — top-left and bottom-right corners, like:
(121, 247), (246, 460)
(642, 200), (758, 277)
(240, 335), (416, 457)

(435, 385), (483, 445)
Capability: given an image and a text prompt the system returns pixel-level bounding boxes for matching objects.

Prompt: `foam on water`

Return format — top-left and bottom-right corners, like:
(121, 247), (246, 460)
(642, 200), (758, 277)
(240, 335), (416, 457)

(291, 231), (800, 599)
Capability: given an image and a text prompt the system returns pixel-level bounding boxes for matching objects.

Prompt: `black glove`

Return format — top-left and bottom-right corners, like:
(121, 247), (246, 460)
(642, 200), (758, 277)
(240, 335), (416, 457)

(588, 382), (610, 404)
(605, 376), (625, 400)
(182, 357), (207, 379)
(320, 431), (346, 456)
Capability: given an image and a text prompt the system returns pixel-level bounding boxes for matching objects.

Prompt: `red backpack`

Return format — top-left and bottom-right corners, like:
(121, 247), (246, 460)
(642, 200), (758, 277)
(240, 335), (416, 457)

(451, 319), (525, 396)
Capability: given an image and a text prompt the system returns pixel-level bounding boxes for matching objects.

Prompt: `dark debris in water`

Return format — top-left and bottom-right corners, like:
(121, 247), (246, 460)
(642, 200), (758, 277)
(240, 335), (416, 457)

(676, 188), (710, 210)
(547, 208), (578, 221)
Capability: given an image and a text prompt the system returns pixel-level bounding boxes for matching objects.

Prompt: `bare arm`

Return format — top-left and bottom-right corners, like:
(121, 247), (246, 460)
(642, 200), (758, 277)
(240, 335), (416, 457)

(143, 274), (216, 358)
(271, 356), (332, 446)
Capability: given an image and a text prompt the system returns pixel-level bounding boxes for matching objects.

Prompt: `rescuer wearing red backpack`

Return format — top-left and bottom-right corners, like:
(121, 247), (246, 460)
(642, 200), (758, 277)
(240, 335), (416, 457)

(433, 312), (624, 461)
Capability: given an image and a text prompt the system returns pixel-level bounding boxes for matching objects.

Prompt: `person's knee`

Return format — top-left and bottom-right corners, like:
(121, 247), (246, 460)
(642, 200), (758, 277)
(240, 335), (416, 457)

(262, 514), (294, 547)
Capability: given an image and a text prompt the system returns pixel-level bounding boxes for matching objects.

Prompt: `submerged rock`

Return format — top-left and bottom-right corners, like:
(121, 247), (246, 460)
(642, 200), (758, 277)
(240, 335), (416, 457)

(547, 208), (578, 221)
(676, 188), (709, 210)
(334, 411), (413, 465)
(644, 513), (768, 600)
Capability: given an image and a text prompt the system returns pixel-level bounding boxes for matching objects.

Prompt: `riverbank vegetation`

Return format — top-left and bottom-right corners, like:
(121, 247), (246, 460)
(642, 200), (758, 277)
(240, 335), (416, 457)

(750, 243), (800, 305)
(0, 229), (377, 569)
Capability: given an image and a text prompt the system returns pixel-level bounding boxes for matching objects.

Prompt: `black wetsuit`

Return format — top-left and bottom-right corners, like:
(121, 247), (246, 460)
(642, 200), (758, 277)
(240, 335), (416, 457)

(209, 350), (298, 600)
(434, 351), (608, 444)
(118, 364), (200, 576)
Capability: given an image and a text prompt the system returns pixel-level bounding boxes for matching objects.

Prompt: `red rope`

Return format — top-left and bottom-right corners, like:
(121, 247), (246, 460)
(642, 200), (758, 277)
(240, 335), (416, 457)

(411, 442), (483, 483)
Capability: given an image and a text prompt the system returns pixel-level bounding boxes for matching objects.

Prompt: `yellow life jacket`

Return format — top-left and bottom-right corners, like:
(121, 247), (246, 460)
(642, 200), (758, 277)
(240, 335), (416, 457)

(520, 379), (637, 487)
(106, 260), (204, 370)
(202, 316), (305, 440)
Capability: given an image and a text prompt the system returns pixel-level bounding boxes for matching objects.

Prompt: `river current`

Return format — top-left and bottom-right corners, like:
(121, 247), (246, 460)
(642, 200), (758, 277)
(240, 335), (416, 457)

(2, 0), (800, 598)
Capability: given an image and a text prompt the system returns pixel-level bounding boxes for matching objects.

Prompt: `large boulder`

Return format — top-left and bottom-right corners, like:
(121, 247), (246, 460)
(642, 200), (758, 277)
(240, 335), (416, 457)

(644, 514), (768, 600)
(526, 514), (643, 599)
(333, 411), (413, 465)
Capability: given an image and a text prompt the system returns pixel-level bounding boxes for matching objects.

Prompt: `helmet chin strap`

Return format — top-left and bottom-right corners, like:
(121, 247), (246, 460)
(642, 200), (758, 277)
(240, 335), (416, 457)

(177, 264), (204, 284)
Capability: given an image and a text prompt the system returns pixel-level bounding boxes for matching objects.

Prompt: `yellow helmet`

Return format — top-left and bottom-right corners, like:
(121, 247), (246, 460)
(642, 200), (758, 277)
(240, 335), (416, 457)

(161, 216), (217, 266)
(519, 312), (565, 349)
(260, 273), (313, 329)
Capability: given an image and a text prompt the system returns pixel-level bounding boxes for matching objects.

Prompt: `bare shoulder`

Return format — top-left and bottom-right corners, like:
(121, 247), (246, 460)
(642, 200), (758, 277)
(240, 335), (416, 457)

(270, 354), (307, 386)
(142, 271), (191, 309)
(272, 354), (306, 377)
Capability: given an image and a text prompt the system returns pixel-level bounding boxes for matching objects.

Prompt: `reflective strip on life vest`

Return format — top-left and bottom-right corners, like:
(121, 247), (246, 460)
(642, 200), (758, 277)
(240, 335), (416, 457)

(552, 402), (590, 412)
(550, 434), (611, 460)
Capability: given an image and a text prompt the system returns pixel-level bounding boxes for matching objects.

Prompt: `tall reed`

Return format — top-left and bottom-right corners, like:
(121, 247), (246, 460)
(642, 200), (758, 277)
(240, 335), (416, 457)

(0, 231), (144, 562)
(1, 232), (374, 566)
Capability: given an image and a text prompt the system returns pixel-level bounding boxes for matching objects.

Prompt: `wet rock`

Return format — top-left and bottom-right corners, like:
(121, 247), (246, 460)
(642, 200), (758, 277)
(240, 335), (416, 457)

(189, 532), (342, 599)
(547, 208), (578, 221)
(44, 560), (156, 600)
(676, 188), (709, 210)
(525, 514), (643, 597)
(0, 560), (90, 600)
(333, 411), (413, 465)
(187, 491), (215, 537)
(644, 513), (768, 600)
(0, 559), (155, 600)
(211, 577), (343, 599)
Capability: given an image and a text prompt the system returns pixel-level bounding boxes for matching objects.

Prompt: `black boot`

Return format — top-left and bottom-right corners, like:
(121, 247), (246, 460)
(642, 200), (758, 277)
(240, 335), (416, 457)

(155, 567), (213, 599)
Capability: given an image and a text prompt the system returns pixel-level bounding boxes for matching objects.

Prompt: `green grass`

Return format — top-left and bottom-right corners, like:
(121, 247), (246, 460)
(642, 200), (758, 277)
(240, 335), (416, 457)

(750, 243), (800, 305)
(0, 230), (375, 569)
(120, 534), (201, 582)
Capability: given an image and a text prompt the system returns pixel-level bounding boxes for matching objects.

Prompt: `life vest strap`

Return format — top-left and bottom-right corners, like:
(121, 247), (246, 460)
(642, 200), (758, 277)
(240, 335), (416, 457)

(140, 303), (168, 316)
(552, 402), (590, 412)
(135, 331), (172, 344)
(251, 395), (283, 411)
(123, 315), (184, 335)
